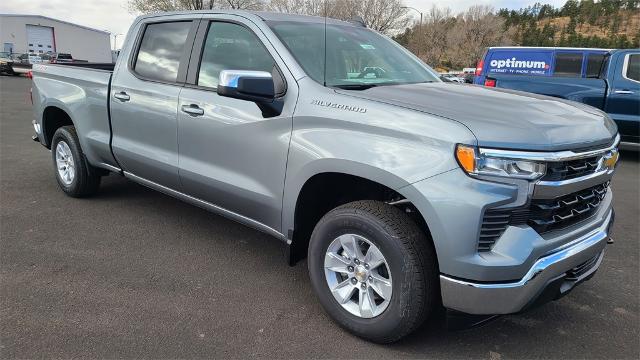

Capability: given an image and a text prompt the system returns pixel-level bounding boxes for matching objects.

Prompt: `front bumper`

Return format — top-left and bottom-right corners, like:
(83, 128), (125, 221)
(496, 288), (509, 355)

(0, 63), (15, 74)
(439, 209), (613, 315)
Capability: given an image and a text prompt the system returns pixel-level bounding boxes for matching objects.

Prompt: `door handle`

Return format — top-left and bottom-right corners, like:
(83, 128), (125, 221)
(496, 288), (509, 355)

(614, 90), (634, 95)
(181, 104), (204, 116)
(114, 91), (130, 102)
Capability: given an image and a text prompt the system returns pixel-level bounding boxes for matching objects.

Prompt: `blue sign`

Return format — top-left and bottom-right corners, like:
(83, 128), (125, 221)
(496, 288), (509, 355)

(487, 51), (553, 76)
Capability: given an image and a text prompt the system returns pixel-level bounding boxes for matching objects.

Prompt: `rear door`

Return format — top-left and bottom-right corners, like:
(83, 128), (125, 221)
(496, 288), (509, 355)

(177, 15), (298, 232)
(605, 51), (640, 143)
(110, 16), (199, 189)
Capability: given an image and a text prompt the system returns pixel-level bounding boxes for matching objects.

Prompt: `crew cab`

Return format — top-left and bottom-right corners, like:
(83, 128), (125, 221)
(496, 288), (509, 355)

(475, 47), (639, 144)
(31, 11), (619, 343)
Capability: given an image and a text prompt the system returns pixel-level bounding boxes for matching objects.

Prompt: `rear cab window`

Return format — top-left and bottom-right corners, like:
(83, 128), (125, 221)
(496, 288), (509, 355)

(133, 21), (192, 83)
(585, 53), (606, 78)
(553, 52), (583, 77)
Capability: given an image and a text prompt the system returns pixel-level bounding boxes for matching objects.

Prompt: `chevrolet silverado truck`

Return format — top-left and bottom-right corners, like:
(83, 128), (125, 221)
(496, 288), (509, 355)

(474, 47), (639, 144)
(31, 11), (620, 343)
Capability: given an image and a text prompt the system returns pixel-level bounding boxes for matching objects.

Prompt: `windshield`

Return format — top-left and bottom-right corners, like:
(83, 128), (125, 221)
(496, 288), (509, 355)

(268, 21), (440, 88)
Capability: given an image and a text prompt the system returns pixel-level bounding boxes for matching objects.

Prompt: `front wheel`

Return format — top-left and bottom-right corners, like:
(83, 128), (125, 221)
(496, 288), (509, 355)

(307, 200), (438, 343)
(51, 126), (101, 197)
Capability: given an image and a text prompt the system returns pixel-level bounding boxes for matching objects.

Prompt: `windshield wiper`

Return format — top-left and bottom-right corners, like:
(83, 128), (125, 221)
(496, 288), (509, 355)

(332, 84), (379, 90)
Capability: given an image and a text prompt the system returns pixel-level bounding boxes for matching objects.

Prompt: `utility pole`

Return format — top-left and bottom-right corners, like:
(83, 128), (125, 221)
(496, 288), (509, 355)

(113, 34), (123, 51)
(401, 6), (423, 58)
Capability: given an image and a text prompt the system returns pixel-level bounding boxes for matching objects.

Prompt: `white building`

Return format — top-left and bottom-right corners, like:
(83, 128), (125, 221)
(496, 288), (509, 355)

(0, 14), (112, 62)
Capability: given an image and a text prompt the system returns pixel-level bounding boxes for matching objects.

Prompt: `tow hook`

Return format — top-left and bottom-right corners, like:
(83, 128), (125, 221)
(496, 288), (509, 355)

(606, 210), (615, 244)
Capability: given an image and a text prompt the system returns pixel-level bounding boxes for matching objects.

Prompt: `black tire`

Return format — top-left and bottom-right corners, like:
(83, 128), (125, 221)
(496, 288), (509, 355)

(51, 126), (101, 197)
(307, 200), (438, 343)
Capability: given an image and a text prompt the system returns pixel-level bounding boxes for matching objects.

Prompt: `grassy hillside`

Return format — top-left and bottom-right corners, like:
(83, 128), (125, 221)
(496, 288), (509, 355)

(499, 0), (640, 48)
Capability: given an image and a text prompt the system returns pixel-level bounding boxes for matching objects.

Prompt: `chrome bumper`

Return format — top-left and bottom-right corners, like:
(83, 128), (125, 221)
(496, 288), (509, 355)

(440, 209), (613, 315)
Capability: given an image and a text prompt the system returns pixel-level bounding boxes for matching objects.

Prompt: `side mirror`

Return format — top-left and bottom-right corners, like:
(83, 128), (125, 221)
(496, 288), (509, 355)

(217, 70), (283, 118)
(218, 70), (275, 103)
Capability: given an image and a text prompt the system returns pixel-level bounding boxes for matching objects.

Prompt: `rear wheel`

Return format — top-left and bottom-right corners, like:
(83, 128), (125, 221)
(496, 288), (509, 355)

(51, 126), (101, 197)
(307, 200), (438, 343)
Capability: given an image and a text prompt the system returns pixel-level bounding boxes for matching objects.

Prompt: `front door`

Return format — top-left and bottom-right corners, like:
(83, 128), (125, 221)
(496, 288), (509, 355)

(177, 18), (296, 231)
(606, 51), (640, 143)
(110, 19), (197, 189)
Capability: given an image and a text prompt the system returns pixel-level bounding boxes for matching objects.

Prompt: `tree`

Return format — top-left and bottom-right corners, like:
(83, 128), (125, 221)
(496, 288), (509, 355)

(346, 0), (410, 34)
(407, 6), (454, 66)
(268, 0), (410, 35)
(128, 0), (265, 12)
(221, 0), (265, 9)
(130, 0), (409, 35)
(128, 0), (217, 12)
(447, 5), (510, 68)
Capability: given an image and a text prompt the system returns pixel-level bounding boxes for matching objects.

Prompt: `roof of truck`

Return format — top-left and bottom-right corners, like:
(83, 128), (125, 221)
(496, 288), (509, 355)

(488, 46), (614, 52)
(136, 10), (357, 26)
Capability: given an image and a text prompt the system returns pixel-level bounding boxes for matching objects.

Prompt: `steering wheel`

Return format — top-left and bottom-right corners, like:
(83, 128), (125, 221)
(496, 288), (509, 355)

(357, 67), (384, 79)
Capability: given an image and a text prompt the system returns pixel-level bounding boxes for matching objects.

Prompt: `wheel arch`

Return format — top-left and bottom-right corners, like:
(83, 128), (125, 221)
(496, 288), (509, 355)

(41, 105), (76, 149)
(284, 164), (435, 265)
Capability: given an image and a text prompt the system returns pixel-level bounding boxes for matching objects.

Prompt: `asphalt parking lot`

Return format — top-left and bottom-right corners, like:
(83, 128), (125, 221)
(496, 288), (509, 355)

(1, 75), (638, 359)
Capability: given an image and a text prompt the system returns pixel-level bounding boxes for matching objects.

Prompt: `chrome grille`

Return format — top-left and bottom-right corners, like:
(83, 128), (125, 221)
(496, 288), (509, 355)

(529, 182), (608, 234)
(542, 156), (601, 181)
(478, 183), (609, 252)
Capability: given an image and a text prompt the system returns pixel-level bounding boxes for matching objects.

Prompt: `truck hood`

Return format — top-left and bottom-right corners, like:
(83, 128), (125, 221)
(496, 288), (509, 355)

(339, 83), (618, 151)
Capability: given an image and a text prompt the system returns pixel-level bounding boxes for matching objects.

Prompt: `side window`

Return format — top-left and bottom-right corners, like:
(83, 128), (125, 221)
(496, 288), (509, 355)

(197, 22), (275, 88)
(625, 54), (640, 82)
(134, 21), (191, 83)
(585, 53), (606, 78)
(554, 52), (583, 77)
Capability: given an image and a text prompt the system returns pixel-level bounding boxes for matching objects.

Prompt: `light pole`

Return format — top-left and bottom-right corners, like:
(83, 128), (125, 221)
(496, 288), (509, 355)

(113, 33), (124, 51)
(401, 6), (423, 57)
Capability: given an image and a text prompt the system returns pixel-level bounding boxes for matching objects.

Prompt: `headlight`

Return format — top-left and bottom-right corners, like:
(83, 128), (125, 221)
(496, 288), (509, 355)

(456, 144), (546, 180)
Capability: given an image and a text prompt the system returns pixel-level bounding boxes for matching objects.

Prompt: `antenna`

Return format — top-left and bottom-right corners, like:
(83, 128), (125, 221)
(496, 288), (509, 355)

(323, 0), (328, 87)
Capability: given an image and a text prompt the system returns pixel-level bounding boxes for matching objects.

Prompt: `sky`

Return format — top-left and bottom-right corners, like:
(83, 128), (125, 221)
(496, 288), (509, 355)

(0, 0), (568, 49)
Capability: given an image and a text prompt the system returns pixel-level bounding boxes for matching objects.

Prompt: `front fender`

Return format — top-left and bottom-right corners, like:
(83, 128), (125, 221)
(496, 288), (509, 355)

(281, 81), (476, 236)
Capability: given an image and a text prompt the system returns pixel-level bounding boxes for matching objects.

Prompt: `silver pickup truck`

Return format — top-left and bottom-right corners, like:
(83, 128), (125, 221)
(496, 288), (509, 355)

(31, 11), (620, 343)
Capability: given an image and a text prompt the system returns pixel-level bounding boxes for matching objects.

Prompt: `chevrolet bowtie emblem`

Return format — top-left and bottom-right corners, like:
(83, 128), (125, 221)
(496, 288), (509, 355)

(603, 150), (619, 169)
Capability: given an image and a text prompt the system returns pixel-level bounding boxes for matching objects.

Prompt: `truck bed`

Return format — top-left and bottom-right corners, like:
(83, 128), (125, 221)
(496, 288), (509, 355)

(31, 63), (117, 170)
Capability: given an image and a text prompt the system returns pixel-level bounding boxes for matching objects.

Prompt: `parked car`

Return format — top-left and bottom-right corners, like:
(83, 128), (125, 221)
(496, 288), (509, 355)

(461, 72), (474, 83)
(9, 53), (32, 74)
(0, 52), (16, 75)
(475, 47), (640, 144)
(51, 53), (73, 64)
(440, 73), (464, 83)
(31, 11), (619, 343)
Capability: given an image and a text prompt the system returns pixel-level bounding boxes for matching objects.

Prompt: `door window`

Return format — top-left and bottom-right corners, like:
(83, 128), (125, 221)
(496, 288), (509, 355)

(134, 21), (191, 83)
(624, 54), (639, 82)
(554, 52), (583, 77)
(197, 22), (275, 88)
